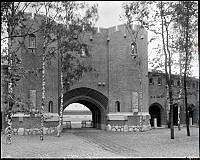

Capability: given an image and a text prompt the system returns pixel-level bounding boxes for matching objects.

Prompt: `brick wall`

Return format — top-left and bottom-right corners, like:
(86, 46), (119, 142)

(12, 116), (41, 129)
(11, 116), (59, 129)
(12, 17), (149, 117)
(8, 15), (148, 128)
(149, 72), (199, 125)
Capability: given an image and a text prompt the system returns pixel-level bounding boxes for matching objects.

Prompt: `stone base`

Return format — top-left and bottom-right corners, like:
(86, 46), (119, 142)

(106, 112), (151, 132)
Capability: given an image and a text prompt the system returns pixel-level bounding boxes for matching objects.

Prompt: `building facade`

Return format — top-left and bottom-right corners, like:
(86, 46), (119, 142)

(2, 14), (149, 130)
(1, 14), (199, 131)
(148, 71), (199, 127)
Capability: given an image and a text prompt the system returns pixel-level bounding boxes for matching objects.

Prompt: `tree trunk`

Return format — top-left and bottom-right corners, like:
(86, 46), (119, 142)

(40, 46), (45, 141)
(160, 1), (174, 139)
(183, 1), (190, 136)
(177, 51), (182, 131)
(57, 27), (63, 136)
(6, 2), (15, 144)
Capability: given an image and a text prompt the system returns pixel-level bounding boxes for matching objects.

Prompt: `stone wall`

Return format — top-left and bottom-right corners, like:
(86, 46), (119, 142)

(8, 116), (60, 136)
(11, 116), (59, 128)
(106, 114), (151, 132)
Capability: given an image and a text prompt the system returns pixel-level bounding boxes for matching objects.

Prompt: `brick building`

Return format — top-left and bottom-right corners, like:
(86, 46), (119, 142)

(1, 14), (149, 130)
(148, 71), (199, 127)
(1, 14), (198, 131)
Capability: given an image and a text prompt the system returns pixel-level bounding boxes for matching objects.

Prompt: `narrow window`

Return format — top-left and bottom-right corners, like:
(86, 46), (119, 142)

(116, 101), (120, 112)
(192, 82), (195, 88)
(131, 42), (137, 58)
(149, 78), (154, 85)
(80, 44), (89, 57)
(177, 80), (180, 86)
(171, 80), (174, 86)
(158, 77), (162, 85)
(29, 34), (36, 48)
(187, 81), (190, 88)
(48, 101), (53, 113)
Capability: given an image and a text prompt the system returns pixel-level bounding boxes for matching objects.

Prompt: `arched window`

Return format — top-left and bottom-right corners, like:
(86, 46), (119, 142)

(157, 77), (162, 85)
(177, 80), (180, 86)
(48, 101), (53, 113)
(80, 44), (89, 57)
(192, 82), (195, 88)
(186, 81), (191, 88)
(131, 42), (137, 58)
(116, 101), (120, 112)
(171, 80), (174, 86)
(149, 78), (154, 85)
(29, 34), (36, 48)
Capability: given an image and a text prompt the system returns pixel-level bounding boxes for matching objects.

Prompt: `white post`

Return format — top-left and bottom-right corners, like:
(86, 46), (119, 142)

(189, 117), (192, 126)
(154, 118), (157, 128)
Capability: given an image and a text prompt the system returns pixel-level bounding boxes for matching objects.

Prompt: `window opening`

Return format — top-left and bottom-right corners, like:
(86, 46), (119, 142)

(177, 80), (180, 86)
(80, 44), (89, 57)
(149, 78), (154, 85)
(131, 42), (137, 58)
(48, 101), (53, 113)
(158, 77), (162, 85)
(116, 101), (120, 112)
(29, 34), (36, 48)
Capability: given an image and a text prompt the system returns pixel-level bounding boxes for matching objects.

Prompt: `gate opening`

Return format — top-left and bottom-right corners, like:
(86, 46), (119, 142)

(63, 103), (92, 129)
(60, 87), (108, 130)
(149, 103), (162, 127)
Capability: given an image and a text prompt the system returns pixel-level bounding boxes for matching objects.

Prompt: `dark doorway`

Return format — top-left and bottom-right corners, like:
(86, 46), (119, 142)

(149, 104), (162, 127)
(188, 104), (195, 125)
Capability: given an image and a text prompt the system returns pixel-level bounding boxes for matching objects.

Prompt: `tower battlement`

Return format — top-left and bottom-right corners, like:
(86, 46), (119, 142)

(93, 24), (147, 40)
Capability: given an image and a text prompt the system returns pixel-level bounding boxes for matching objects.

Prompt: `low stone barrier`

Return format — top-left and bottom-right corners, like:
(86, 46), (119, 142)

(5, 127), (59, 136)
(106, 124), (151, 132)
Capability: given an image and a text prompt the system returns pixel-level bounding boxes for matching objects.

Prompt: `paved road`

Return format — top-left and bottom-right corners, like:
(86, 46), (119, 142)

(1, 127), (199, 158)
(71, 127), (199, 157)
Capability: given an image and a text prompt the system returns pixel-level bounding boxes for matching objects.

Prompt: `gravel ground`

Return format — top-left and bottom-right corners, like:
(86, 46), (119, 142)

(1, 127), (199, 158)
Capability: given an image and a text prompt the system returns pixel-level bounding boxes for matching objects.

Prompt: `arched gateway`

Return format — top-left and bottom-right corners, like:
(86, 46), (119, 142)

(58, 87), (108, 130)
(149, 103), (163, 127)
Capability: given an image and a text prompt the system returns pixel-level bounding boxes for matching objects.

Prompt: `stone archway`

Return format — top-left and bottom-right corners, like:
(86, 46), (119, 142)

(149, 103), (163, 127)
(58, 87), (108, 130)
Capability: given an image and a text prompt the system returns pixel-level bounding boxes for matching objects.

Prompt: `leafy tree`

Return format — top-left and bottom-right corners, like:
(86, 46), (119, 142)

(24, 1), (98, 139)
(173, 1), (198, 136)
(1, 2), (37, 144)
(1, 1), (98, 142)
(122, 1), (198, 138)
(54, 2), (98, 135)
(120, 1), (153, 125)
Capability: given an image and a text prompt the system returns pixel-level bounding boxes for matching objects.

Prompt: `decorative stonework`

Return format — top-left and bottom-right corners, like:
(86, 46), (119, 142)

(18, 128), (24, 135)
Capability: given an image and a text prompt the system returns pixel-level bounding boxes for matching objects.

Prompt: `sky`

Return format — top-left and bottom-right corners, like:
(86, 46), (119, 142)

(86, 1), (128, 28)
(65, 103), (90, 111)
